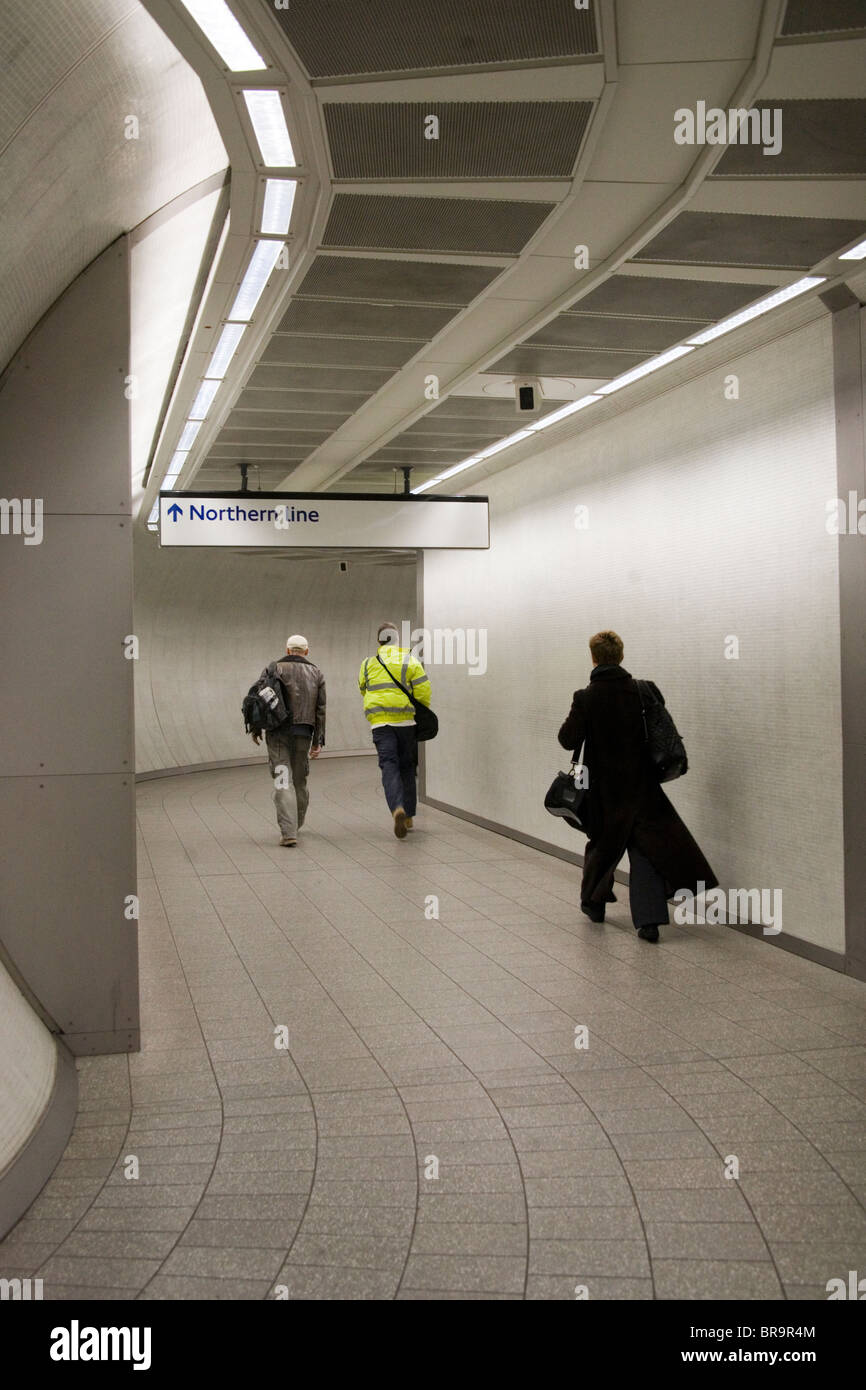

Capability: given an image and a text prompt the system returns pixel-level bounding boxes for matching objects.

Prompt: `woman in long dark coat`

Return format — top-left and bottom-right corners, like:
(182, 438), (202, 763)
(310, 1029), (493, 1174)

(558, 630), (718, 941)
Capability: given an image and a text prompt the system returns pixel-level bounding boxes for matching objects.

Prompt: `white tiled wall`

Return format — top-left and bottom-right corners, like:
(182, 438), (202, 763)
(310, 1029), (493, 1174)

(423, 318), (844, 952)
(0, 963), (56, 1175)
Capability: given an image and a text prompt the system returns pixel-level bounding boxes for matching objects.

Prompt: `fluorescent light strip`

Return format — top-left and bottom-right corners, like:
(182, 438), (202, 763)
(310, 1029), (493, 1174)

(472, 430), (533, 462)
(261, 179), (297, 235)
(243, 89), (295, 166)
(164, 449), (189, 480)
(686, 277), (826, 346)
(528, 394), (602, 431)
(207, 323), (246, 378)
(228, 240), (285, 321)
(839, 237), (866, 261)
(597, 345), (695, 395)
(177, 421), (202, 451)
(189, 380), (220, 420)
(178, 0), (267, 71)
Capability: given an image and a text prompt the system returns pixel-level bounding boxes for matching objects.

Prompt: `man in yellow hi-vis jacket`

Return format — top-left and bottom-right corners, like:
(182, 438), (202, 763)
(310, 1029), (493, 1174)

(359, 621), (432, 839)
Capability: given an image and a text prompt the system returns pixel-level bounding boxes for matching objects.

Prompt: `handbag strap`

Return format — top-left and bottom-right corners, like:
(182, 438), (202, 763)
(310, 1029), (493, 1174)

(376, 652), (417, 706)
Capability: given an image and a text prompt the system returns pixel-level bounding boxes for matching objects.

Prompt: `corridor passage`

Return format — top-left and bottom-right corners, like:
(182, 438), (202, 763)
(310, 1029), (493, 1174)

(2, 758), (865, 1300)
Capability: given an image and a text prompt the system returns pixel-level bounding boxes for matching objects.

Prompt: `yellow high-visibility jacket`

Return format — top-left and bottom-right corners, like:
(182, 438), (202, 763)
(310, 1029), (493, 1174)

(359, 646), (431, 727)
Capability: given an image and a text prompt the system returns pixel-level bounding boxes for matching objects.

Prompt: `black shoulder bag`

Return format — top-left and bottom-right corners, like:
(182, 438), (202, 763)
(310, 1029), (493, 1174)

(544, 747), (592, 833)
(635, 680), (688, 783)
(376, 656), (439, 742)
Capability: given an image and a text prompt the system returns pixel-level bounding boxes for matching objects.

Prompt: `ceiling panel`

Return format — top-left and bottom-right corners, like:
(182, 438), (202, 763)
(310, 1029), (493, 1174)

(274, 298), (457, 338)
(571, 274), (777, 320)
(246, 364), (395, 392)
(633, 210), (865, 268)
(711, 100), (866, 177)
(324, 102), (592, 179)
(235, 388), (373, 414)
(207, 445), (312, 460)
(525, 314), (703, 351)
(217, 428), (333, 445)
(490, 345), (651, 377)
(225, 410), (354, 432)
(295, 255), (502, 304)
(424, 395), (562, 420)
(781, 0), (866, 36)
(260, 334), (425, 369)
(366, 445), (473, 463)
(402, 417), (508, 438)
(322, 194), (555, 254)
(269, 0), (599, 79)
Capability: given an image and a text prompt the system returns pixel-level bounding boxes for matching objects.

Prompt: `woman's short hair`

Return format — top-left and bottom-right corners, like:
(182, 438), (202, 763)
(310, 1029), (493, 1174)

(589, 630), (624, 666)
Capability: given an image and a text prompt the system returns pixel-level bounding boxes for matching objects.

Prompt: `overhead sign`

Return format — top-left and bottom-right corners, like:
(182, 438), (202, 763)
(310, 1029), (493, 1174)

(158, 492), (489, 549)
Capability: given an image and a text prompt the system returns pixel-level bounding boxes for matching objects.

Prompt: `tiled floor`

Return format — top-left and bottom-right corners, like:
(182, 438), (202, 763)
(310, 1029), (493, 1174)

(2, 756), (866, 1299)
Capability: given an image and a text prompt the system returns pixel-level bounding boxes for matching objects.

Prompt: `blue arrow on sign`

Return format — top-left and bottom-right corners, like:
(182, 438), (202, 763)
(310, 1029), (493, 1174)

(166, 503), (183, 521)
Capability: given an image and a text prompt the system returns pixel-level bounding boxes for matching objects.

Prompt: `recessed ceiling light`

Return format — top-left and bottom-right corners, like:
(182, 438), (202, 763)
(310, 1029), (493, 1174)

(189, 380), (220, 420)
(177, 421), (202, 451)
(686, 277), (826, 346)
(178, 0), (267, 71)
(839, 236), (866, 261)
(207, 323), (246, 378)
(243, 90), (295, 166)
(261, 179), (297, 235)
(227, 240), (285, 321)
(597, 345), (695, 395)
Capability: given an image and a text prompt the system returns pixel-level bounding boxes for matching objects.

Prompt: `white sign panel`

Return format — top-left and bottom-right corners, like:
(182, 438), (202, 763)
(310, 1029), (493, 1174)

(159, 493), (488, 549)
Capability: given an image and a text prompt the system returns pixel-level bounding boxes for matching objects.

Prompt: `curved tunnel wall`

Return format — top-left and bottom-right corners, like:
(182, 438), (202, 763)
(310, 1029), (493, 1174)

(134, 542), (417, 772)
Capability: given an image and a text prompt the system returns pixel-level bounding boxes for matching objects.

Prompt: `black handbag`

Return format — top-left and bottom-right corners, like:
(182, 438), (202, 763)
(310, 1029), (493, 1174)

(375, 656), (439, 742)
(636, 680), (688, 783)
(544, 759), (591, 832)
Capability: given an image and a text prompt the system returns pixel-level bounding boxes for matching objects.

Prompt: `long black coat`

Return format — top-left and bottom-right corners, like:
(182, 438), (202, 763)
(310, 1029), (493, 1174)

(558, 665), (718, 905)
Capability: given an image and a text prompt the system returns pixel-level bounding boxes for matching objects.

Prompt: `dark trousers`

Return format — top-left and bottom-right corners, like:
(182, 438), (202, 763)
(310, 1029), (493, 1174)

(372, 725), (417, 817)
(586, 841), (670, 931)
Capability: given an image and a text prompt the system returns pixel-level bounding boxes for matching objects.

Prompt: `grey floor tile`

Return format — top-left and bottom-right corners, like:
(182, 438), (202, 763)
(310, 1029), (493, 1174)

(644, 1221), (770, 1260)
(284, 1233), (408, 1270)
(528, 1239), (650, 1277)
(159, 1245), (283, 1280)
(653, 1260), (784, 1300)
(410, 1222), (526, 1257)
(139, 1275), (271, 1300)
(525, 1275), (653, 1300)
(401, 1254), (525, 1293)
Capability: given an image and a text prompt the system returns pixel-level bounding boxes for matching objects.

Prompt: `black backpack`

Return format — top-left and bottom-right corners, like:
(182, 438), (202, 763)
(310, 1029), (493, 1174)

(635, 680), (688, 783)
(242, 663), (292, 736)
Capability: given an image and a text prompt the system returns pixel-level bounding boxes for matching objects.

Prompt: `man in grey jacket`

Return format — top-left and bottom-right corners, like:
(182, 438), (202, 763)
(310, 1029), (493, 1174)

(251, 634), (326, 846)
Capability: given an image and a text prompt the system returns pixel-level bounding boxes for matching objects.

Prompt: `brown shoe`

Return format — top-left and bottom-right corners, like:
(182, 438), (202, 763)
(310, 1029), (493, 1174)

(393, 808), (407, 839)
(280, 835), (297, 847)
(405, 817), (414, 830)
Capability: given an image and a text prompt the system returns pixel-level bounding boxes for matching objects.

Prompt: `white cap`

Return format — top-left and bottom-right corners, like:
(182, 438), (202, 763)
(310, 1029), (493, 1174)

(286, 634), (308, 650)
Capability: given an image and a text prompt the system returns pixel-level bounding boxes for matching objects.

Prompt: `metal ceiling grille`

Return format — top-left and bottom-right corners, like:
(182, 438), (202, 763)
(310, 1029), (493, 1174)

(570, 274), (776, 321)
(247, 364), (394, 392)
(268, 0), (599, 79)
(275, 299), (457, 339)
(322, 194), (555, 254)
(235, 388), (372, 414)
(712, 100), (866, 178)
(260, 334), (425, 370)
(324, 102), (593, 180)
(633, 211), (866, 268)
(525, 314), (704, 352)
(296, 255), (502, 305)
(490, 345), (651, 377)
(781, 0), (866, 35)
